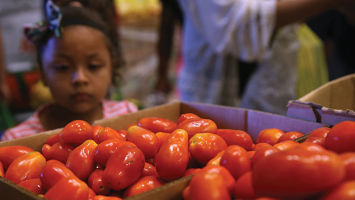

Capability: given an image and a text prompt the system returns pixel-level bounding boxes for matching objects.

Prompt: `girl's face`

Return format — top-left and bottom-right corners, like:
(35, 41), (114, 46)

(41, 25), (112, 114)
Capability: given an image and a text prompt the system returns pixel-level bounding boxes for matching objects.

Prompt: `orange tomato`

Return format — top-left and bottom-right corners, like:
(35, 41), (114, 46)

(0, 161), (4, 177)
(177, 118), (217, 138)
(273, 140), (298, 151)
(0, 145), (34, 169)
(95, 127), (126, 144)
(321, 180), (355, 200)
(277, 131), (304, 143)
(66, 140), (98, 180)
(253, 143), (345, 198)
(220, 145), (251, 180)
(5, 151), (46, 184)
(45, 134), (60, 145)
(189, 133), (227, 164)
(304, 127), (330, 146)
(142, 162), (158, 177)
(251, 144), (278, 167)
(59, 120), (94, 146)
(256, 128), (284, 145)
(40, 159), (76, 190)
(155, 129), (189, 180)
(18, 178), (44, 194)
(233, 171), (255, 199)
(103, 146), (145, 191)
(124, 175), (163, 197)
(177, 113), (200, 125)
(206, 150), (225, 166)
(340, 152), (355, 181)
(138, 117), (177, 133)
(216, 129), (254, 151)
(155, 132), (170, 149)
(325, 121), (355, 153)
(42, 142), (74, 163)
(127, 125), (159, 159)
(94, 195), (122, 200)
(44, 177), (90, 200)
(88, 169), (110, 195)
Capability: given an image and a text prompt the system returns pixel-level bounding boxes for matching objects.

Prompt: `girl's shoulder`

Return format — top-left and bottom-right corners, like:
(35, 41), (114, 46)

(1, 111), (44, 141)
(103, 100), (138, 119)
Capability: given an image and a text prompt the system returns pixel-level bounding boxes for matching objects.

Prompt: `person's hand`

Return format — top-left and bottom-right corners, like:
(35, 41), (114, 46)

(0, 81), (11, 103)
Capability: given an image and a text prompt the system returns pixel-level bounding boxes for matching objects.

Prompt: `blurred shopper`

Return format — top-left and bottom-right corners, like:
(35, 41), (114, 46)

(1, 2), (137, 141)
(176, 0), (354, 114)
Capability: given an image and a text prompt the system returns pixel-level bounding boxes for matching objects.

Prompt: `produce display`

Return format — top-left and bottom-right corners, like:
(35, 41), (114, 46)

(0, 115), (355, 200)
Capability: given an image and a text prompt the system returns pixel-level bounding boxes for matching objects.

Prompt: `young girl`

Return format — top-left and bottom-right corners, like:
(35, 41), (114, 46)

(1, 2), (137, 141)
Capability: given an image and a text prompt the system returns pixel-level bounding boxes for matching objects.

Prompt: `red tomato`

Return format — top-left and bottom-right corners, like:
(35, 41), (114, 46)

(201, 165), (235, 192)
(94, 195), (122, 200)
(256, 128), (285, 145)
(138, 117), (177, 133)
(277, 131), (304, 143)
(216, 129), (254, 151)
(103, 146), (145, 191)
(124, 175), (163, 197)
(185, 166), (232, 200)
(304, 127), (330, 146)
(116, 129), (127, 141)
(0, 145), (34, 169)
(155, 129), (189, 180)
(340, 152), (355, 181)
(189, 133), (227, 164)
(66, 140), (98, 180)
(251, 145), (278, 169)
(321, 180), (355, 200)
(94, 139), (136, 167)
(325, 121), (355, 153)
(155, 132), (170, 149)
(95, 127), (125, 144)
(127, 125), (159, 159)
(220, 145), (251, 180)
(184, 168), (202, 177)
(206, 150), (225, 166)
(88, 169), (110, 195)
(44, 177), (90, 200)
(18, 178), (44, 194)
(273, 140), (299, 151)
(0, 161), (4, 177)
(45, 134), (60, 145)
(92, 125), (104, 141)
(142, 162), (158, 177)
(253, 142), (273, 151)
(233, 171), (256, 199)
(5, 151), (46, 184)
(177, 118), (217, 138)
(247, 150), (256, 160)
(59, 120), (94, 146)
(40, 159), (76, 190)
(177, 113), (200, 125)
(253, 143), (345, 198)
(42, 142), (74, 163)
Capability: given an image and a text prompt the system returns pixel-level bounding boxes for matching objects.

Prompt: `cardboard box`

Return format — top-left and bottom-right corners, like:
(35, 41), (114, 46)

(0, 101), (328, 200)
(287, 73), (355, 125)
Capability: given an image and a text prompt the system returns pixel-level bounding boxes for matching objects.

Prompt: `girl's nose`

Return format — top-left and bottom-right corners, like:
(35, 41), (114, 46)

(72, 67), (89, 85)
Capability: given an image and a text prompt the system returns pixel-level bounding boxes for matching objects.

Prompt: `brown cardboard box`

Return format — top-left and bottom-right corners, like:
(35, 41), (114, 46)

(287, 74), (355, 125)
(0, 101), (327, 200)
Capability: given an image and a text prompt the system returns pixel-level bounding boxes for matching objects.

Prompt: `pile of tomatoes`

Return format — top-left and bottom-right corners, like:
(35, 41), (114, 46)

(0, 113), (355, 200)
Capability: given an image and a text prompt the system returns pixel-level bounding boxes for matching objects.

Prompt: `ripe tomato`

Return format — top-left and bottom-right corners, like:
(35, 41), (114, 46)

(0, 145), (34, 169)
(94, 139), (136, 167)
(177, 118), (217, 138)
(177, 113), (200, 125)
(277, 131), (304, 143)
(206, 150), (225, 166)
(216, 129), (254, 151)
(155, 129), (189, 180)
(189, 133), (227, 164)
(95, 127), (126, 144)
(127, 125), (159, 159)
(66, 140), (98, 180)
(45, 134), (60, 145)
(325, 121), (355, 153)
(42, 142), (74, 163)
(116, 129), (127, 141)
(142, 162), (158, 177)
(321, 180), (355, 200)
(155, 132), (170, 149)
(220, 145), (251, 180)
(88, 169), (110, 195)
(256, 128), (284, 145)
(233, 171), (255, 199)
(5, 151), (46, 184)
(103, 146), (145, 191)
(0, 161), (4, 177)
(184, 168), (202, 177)
(18, 178), (44, 194)
(340, 152), (355, 181)
(59, 120), (94, 146)
(94, 195), (122, 200)
(202, 165), (235, 192)
(273, 140), (298, 151)
(40, 159), (76, 190)
(44, 177), (90, 200)
(138, 117), (177, 133)
(253, 143), (345, 198)
(304, 127), (330, 146)
(251, 145), (278, 168)
(124, 176), (164, 197)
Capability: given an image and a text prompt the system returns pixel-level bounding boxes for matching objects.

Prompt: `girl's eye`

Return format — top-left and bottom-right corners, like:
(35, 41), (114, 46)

(53, 64), (69, 72)
(88, 64), (102, 70)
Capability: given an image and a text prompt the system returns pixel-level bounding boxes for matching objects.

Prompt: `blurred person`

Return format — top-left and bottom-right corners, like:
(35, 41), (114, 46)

(1, 2), (137, 141)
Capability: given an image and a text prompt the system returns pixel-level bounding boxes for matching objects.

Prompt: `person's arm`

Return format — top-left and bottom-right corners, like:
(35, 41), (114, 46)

(0, 28), (10, 102)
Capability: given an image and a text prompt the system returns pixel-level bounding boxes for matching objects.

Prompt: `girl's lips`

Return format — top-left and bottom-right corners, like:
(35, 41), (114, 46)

(72, 93), (90, 101)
